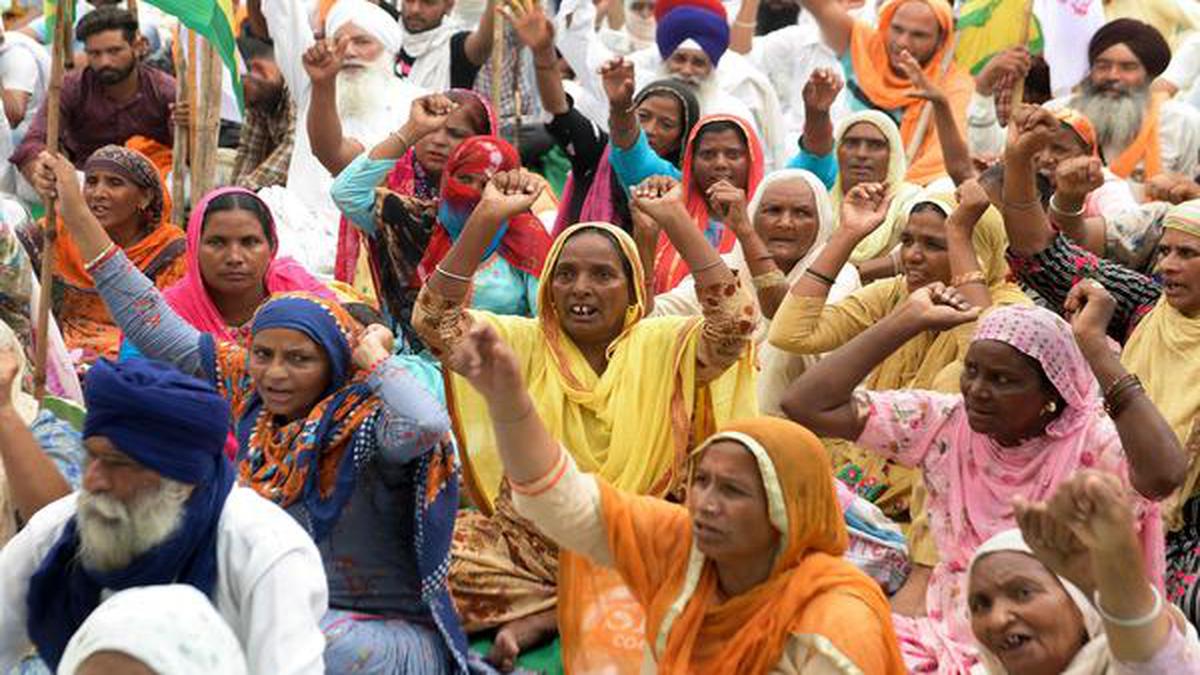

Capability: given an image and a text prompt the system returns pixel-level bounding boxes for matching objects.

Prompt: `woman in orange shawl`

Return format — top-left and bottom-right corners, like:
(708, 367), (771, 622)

(845, 0), (973, 184)
(21, 145), (186, 365)
(446, 320), (906, 673)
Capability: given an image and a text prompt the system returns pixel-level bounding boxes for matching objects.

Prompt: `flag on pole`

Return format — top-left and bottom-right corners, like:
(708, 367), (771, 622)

(41, 0), (75, 49)
(174, 24), (244, 124)
(955, 0), (1044, 76)
(143, 0), (243, 111)
(956, 0), (1107, 97)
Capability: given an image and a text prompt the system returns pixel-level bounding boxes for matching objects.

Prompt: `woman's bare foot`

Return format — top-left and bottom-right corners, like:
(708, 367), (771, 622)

(486, 609), (558, 672)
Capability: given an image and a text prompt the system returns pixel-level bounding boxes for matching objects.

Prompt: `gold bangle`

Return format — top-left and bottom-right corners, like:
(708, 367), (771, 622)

(434, 264), (472, 284)
(951, 271), (986, 288)
(752, 269), (787, 291)
(83, 242), (116, 271)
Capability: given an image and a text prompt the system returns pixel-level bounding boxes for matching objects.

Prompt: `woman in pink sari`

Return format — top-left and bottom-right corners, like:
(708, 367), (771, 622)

(782, 283), (1187, 674)
(157, 187), (332, 344)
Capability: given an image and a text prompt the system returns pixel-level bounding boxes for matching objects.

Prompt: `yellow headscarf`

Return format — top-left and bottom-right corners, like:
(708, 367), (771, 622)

(446, 222), (758, 512)
(830, 112), (924, 264)
(1122, 199), (1200, 529)
(859, 191), (1029, 392)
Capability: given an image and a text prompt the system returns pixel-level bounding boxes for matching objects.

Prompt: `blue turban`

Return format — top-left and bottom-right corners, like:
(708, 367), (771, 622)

(656, 6), (730, 67)
(27, 358), (236, 669)
(82, 358), (230, 483)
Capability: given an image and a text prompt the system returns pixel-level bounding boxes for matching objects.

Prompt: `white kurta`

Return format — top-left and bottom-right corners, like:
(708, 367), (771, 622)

(0, 488), (328, 675)
(746, 24), (842, 152)
(259, 0), (422, 278)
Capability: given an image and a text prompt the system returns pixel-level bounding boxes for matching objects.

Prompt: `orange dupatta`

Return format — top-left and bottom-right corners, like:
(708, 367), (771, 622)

(848, 0), (973, 185)
(599, 418), (906, 673)
(1108, 97), (1163, 180)
(653, 114), (765, 294)
(51, 145), (186, 361)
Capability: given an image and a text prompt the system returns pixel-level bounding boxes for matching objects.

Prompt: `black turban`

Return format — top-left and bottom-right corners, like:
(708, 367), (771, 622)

(1088, 18), (1172, 78)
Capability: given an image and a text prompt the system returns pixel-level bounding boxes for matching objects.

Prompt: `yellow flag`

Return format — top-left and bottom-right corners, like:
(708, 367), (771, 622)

(956, 0), (1044, 75)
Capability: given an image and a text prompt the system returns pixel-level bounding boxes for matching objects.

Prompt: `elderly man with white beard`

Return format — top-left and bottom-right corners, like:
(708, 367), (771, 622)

(0, 358), (327, 675)
(251, 0), (423, 278)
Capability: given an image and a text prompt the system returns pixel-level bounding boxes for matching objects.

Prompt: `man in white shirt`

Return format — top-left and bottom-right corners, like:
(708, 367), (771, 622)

(1157, 31), (1200, 111)
(396, 0), (498, 91)
(253, 0), (423, 277)
(0, 358), (327, 675)
(0, 30), (48, 145)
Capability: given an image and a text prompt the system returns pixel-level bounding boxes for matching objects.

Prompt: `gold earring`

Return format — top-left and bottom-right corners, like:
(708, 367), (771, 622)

(1043, 400), (1058, 415)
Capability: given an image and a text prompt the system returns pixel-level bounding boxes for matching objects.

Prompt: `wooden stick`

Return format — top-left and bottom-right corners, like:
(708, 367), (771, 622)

(186, 28), (198, 188)
(491, 11), (502, 135)
(905, 35), (959, 167)
(33, 0), (68, 400)
(192, 39), (221, 198)
(126, 0), (138, 22)
(170, 35), (189, 226)
(62, 1), (73, 69)
(1011, 0), (1036, 107)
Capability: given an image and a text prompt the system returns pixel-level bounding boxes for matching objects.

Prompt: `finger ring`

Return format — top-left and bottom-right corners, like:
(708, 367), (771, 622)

(1088, 279), (1102, 289)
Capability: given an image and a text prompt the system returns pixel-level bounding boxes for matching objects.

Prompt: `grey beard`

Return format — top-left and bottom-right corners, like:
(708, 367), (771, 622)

(1073, 81), (1148, 154)
(657, 62), (717, 100)
(76, 479), (191, 573)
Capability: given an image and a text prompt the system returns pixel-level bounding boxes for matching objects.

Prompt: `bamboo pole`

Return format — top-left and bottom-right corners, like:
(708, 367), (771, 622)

(192, 40), (221, 199)
(1011, 0), (1036, 107)
(33, 0), (68, 400)
(170, 37), (189, 226)
(186, 28), (197, 189)
(905, 37), (959, 167)
(490, 11), (502, 135)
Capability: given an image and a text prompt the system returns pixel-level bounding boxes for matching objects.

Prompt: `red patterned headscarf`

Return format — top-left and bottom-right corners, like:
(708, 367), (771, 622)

(417, 136), (552, 281)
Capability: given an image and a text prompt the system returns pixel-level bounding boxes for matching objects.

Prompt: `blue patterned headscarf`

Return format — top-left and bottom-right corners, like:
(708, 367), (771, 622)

(26, 358), (235, 670)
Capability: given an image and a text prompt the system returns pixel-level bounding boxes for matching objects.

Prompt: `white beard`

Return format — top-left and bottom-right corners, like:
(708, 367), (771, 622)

(1073, 81), (1148, 154)
(654, 60), (719, 103)
(76, 479), (192, 573)
(336, 56), (400, 122)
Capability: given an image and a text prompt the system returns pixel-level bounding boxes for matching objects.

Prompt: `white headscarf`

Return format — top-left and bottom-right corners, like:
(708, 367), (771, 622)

(968, 529), (1108, 675)
(57, 585), (248, 675)
(0, 320), (36, 425)
(747, 168), (835, 282)
(325, 0), (403, 55)
(749, 169), (860, 416)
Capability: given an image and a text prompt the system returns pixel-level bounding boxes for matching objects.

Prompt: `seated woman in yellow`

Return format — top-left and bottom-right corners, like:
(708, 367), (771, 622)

(441, 322), (907, 673)
(767, 175), (1029, 613)
(411, 173), (757, 668)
